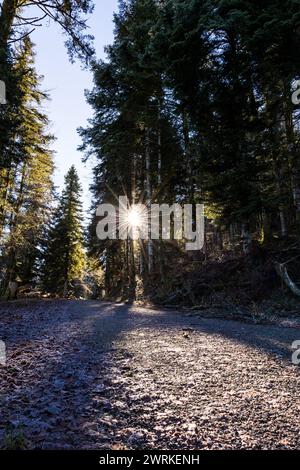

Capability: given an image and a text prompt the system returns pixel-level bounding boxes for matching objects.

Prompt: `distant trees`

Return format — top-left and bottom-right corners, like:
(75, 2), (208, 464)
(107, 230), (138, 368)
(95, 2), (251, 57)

(80, 0), (300, 298)
(42, 166), (86, 297)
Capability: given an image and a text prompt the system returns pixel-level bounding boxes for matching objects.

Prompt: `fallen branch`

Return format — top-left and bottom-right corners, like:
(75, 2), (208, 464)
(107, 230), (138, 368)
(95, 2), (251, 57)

(275, 262), (300, 297)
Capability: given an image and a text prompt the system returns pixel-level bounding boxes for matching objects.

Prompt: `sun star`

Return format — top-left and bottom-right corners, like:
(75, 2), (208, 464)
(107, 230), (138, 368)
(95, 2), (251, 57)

(127, 205), (143, 230)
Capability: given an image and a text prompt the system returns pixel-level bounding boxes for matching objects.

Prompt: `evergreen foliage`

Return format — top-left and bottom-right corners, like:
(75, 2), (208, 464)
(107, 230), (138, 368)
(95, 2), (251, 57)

(80, 0), (300, 298)
(42, 166), (86, 296)
(0, 38), (54, 292)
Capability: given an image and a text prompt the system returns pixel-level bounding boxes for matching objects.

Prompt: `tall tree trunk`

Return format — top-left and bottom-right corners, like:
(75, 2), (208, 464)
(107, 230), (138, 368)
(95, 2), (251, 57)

(241, 223), (252, 255)
(229, 224), (236, 249)
(130, 154), (137, 295)
(275, 167), (288, 239)
(63, 280), (69, 298)
(183, 109), (195, 204)
(279, 208), (288, 239)
(0, 165), (12, 239)
(2, 161), (27, 290)
(145, 127), (153, 273)
(157, 103), (162, 187)
(139, 241), (145, 276)
(217, 230), (223, 251)
(265, 86), (289, 239)
(157, 101), (164, 279)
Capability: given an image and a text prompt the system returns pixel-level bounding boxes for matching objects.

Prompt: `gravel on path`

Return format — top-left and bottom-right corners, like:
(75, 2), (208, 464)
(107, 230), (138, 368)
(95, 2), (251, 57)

(0, 300), (299, 450)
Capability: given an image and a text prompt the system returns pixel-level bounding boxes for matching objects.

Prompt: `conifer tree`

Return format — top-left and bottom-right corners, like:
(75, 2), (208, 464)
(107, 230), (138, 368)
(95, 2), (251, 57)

(43, 166), (86, 297)
(0, 38), (54, 293)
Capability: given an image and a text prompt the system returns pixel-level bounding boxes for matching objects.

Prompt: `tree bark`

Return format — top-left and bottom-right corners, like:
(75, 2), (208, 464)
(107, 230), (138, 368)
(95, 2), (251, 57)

(241, 223), (252, 255)
(157, 101), (164, 278)
(275, 166), (288, 239)
(157, 103), (162, 187)
(0, 165), (12, 239)
(145, 127), (153, 273)
(183, 109), (195, 204)
(130, 154), (137, 294)
(63, 280), (69, 298)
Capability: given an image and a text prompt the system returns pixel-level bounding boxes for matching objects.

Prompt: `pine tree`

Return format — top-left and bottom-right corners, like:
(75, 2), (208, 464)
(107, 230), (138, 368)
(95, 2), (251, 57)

(43, 166), (86, 297)
(0, 38), (54, 293)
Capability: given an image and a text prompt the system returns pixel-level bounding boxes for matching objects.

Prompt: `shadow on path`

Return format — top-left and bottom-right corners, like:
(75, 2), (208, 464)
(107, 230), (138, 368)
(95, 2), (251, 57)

(0, 301), (299, 449)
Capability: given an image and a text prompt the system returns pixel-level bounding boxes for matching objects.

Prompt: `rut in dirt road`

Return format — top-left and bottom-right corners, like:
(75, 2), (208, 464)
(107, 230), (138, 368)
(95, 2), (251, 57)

(0, 300), (300, 450)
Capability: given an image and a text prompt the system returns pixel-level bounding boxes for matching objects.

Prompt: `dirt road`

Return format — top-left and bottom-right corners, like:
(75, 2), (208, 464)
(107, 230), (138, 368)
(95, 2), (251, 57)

(0, 300), (299, 449)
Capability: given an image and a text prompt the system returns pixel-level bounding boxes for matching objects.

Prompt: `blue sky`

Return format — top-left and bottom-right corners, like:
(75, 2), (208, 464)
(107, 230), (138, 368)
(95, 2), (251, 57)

(31, 0), (119, 213)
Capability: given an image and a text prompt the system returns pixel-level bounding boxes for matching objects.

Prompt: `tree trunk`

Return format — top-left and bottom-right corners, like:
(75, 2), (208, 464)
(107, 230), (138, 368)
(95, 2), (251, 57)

(6, 281), (18, 300)
(0, 165), (12, 239)
(63, 280), (69, 298)
(229, 224), (235, 248)
(291, 166), (300, 222)
(157, 101), (164, 278)
(130, 154), (137, 294)
(279, 208), (288, 239)
(275, 165), (288, 239)
(217, 230), (223, 251)
(241, 223), (252, 255)
(157, 103), (162, 187)
(183, 109), (195, 204)
(2, 162), (27, 290)
(145, 127), (153, 273)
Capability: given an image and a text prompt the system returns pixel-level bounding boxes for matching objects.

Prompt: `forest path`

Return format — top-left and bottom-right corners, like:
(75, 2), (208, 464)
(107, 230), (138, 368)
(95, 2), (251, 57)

(0, 300), (300, 449)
